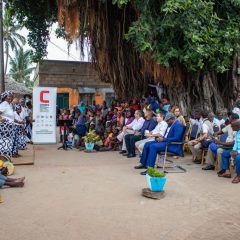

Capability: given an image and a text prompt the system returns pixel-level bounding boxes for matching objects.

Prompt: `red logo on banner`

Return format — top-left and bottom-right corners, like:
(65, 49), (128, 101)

(40, 91), (50, 103)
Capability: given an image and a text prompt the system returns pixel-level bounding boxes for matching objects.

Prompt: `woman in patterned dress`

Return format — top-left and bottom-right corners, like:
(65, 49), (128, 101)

(14, 104), (26, 150)
(0, 91), (16, 159)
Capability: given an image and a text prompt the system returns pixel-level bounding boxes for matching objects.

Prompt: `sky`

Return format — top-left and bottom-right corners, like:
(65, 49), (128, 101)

(7, 23), (89, 77)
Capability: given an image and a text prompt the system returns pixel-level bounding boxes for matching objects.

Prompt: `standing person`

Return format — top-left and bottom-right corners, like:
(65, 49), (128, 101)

(0, 91), (16, 158)
(76, 112), (86, 137)
(171, 106), (186, 126)
(62, 108), (69, 120)
(188, 110), (214, 164)
(78, 101), (86, 114)
(14, 104), (26, 150)
(101, 104), (109, 119)
(19, 98), (35, 123)
(232, 99), (240, 118)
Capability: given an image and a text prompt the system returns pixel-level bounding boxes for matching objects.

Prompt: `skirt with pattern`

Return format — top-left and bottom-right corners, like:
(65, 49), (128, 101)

(0, 120), (15, 158)
(12, 125), (26, 155)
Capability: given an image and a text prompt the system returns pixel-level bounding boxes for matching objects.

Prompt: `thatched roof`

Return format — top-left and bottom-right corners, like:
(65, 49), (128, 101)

(5, 76), (32, 95)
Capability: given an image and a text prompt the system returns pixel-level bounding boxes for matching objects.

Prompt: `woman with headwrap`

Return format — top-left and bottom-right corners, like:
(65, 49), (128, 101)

(77, 101), (86, 114)
(14, 104), (26, 150)
(0, 91), (16, 158)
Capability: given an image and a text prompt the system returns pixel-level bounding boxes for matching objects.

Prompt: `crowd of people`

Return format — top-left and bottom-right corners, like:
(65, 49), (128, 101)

(0, 91), (34, 189)
(1, 90), (240, 193)
(56, 94), (240, 184)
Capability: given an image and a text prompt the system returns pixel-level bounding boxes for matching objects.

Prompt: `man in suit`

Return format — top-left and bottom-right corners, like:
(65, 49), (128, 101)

(134, 113), (184, 175)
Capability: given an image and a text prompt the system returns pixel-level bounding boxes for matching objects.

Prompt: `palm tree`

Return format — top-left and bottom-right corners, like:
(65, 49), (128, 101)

(8, 47), (35, 85)
(3, 11), (26, 74)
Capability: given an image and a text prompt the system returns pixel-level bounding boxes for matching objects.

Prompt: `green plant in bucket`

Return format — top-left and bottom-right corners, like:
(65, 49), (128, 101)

(147, 167), (166, 178)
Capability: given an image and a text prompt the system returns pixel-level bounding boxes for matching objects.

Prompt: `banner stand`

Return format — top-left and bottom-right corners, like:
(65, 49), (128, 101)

(32, 87), (57, 144)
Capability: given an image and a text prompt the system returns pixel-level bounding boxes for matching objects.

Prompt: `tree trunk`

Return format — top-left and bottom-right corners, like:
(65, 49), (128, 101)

(4, 42), (8, 75)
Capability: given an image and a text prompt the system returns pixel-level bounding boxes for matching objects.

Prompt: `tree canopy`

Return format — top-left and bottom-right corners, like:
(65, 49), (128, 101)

(4, 0), (240, 113)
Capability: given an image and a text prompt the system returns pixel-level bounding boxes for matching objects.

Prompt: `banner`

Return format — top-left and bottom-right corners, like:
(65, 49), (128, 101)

(32, 87), (57, 144)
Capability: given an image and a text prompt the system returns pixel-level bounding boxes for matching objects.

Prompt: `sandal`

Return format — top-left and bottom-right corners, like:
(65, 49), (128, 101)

(218, 173), (231, 178)
(232, 176), (240, 184)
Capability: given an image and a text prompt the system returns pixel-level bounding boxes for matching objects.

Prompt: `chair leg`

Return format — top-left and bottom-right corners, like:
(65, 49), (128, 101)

(215, 156), (218, 170)
(201, 151), (205, 166)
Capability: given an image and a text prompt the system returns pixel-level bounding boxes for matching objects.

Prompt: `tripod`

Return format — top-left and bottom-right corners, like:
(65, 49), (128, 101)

(57, 120), (73, 151)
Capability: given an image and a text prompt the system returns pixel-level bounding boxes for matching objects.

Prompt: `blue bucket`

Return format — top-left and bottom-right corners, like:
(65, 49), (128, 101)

(85, 143), (95, 150)
(146, 174), (166, 192)
(66, 141), (72, 147)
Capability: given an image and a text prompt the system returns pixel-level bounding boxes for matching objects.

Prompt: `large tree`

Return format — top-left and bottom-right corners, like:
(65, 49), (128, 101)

(4, 0), (240, 114)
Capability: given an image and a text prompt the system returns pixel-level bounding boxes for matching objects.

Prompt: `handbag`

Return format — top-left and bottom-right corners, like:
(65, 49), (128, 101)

(200, 140), (213, 148)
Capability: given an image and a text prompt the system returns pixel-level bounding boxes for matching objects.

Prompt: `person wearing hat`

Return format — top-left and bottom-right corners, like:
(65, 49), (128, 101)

(134, 113), (183, 175)
(0, 91), (16, 158)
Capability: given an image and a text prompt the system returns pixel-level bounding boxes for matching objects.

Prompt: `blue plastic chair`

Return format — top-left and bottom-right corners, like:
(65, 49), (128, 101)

(189, 124), (199, 140)
(213, 125), (220, 133)
(220, 124), (226, 130)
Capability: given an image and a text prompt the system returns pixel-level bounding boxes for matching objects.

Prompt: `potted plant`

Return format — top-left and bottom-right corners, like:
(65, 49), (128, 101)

(85, 132), (95, 150)
(146, 167), (166, 192)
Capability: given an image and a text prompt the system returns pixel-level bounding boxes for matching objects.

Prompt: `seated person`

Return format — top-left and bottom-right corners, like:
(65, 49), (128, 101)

(100, 131), (114, 151)
(124, 110), (157, 158)
(202, 113), (239, 171)
(89, 123), (96, 133)
(134, 113), (183, 175)
(72, 128), (80, 148)
(218, 120), (240, 183)
(188, 110), (214, 164)
(95, 120), (105, 136)
(135, 112), (168, 154)
(115, 110), (145, 154)
(0, 172), (25, 188)
(208, 113), (220, 126)
(218, 113), (225, 125)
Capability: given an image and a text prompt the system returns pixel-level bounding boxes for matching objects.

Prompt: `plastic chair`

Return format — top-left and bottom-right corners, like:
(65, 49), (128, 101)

(213, 125), (221, 133)
(156, 126), (189, 173)
(187, 124), (200, 161)
(220, 124), (226, 130)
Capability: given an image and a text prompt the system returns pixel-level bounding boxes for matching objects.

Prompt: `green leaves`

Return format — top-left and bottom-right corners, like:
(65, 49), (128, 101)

(125, 0), (240, 73)
(147, 167), (166, 178)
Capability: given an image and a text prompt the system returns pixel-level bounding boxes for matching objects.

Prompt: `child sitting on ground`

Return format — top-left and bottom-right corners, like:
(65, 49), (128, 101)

(72, 128), (80, 148)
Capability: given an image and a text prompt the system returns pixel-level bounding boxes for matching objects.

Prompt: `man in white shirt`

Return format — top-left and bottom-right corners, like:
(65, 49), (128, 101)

(208, 113), (220, 126)
(188, 110), (214, 164)
(190, 110), (203, 130)
(218, 113), (225, 125)
(135, 112), (168, 153)
(117, 110), (145, 154)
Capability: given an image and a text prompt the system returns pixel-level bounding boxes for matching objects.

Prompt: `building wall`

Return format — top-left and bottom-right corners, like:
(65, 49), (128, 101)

(34, 60), (114, 108)
(57, 88), (79, 107)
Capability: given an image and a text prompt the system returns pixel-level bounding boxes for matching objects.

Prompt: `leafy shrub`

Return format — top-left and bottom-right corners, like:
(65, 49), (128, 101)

(85, 132), (95, 145)
(147, 167), (166, 178)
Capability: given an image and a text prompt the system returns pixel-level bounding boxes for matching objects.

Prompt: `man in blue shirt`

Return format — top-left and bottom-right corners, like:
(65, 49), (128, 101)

(219, 120), (240, 183)
(124, 110), (157, 158)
